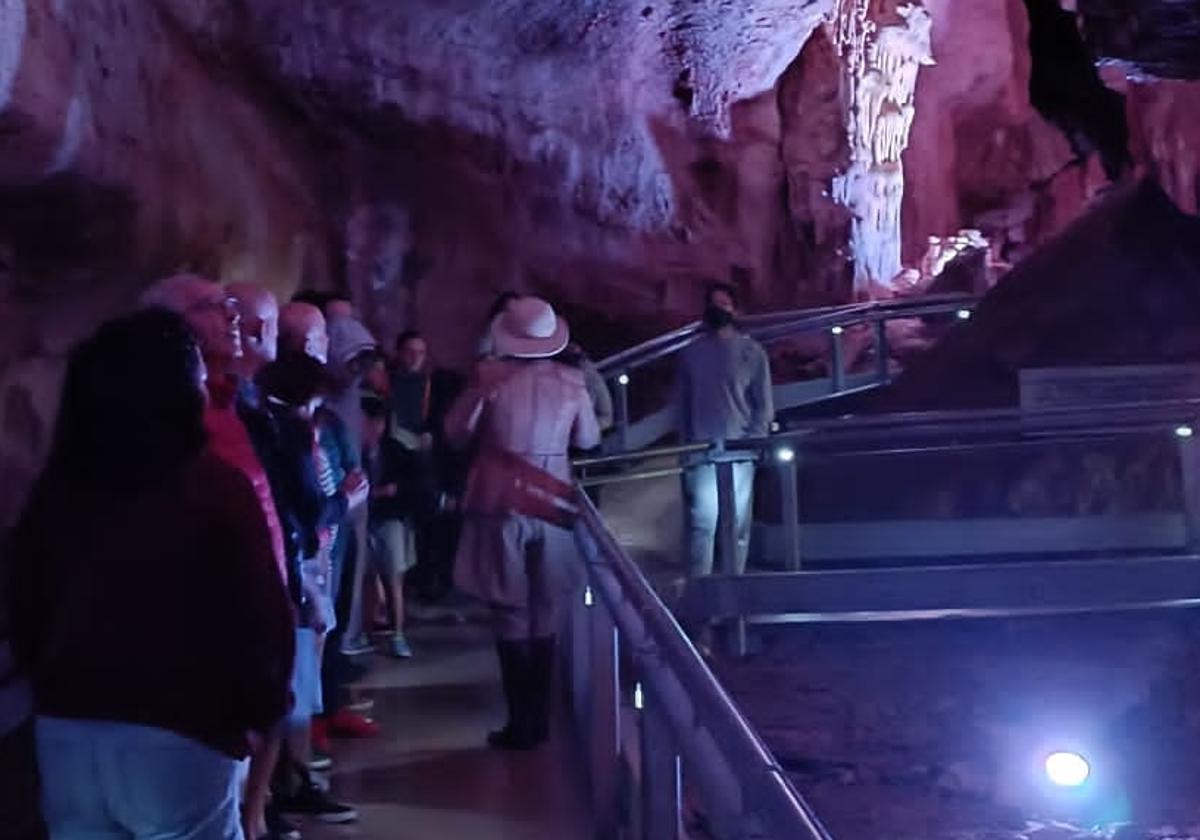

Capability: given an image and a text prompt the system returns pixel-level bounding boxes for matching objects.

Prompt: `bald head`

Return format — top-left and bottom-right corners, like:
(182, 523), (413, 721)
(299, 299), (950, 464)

(279, 302), (329, 364)
(228, 283), (279, 369)
(141, 274), (241, 367)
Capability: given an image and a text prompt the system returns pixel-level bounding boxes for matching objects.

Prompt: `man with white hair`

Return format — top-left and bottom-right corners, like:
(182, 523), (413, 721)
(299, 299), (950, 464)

(230, 283), (280, 373)
(229, 283), (361, 837)
(142, 275), (295, 839)
(141, 275), (288, 584)
(278, 300), (379, 742)
(279, 302), (329, 365)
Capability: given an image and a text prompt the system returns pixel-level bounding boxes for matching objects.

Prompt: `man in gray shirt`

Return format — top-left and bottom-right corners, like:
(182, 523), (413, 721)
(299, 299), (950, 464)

(675, 283), (774, 577)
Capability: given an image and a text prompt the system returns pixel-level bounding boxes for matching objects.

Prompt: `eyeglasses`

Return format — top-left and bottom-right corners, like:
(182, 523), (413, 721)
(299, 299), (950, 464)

(186, 297), (239, 317)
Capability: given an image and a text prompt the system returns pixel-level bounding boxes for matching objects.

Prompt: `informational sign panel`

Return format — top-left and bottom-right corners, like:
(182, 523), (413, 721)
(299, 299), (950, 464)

(1019, 365), (1200, 409)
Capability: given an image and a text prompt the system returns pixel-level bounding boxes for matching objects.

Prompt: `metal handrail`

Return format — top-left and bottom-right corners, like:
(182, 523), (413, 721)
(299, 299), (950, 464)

(574, 442), (709, 470)
(575, 397), (1200, 472)
(571, 491), (833, 840)
(596, 293), (976, 376)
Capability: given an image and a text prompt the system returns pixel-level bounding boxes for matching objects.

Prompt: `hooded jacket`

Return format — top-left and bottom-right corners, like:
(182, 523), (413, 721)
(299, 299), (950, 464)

(325, 316), (377, 454)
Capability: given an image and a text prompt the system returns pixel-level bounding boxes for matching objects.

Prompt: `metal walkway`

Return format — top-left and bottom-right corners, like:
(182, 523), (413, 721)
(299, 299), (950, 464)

(596, 294), (978, 452)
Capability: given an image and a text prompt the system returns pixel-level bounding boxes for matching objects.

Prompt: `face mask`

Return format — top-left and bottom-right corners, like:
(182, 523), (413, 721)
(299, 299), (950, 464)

(703, 305), (735, 330)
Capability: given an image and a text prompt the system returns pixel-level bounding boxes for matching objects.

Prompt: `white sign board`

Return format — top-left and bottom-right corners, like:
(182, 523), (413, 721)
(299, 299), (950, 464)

(1019, 365), (1200, 410)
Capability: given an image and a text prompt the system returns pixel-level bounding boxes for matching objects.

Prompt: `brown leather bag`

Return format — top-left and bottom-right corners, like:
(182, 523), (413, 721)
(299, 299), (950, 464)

(464, 447), (579, 529)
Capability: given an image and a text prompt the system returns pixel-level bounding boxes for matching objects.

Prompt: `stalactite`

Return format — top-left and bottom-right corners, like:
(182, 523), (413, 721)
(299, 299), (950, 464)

(828, 1), (934, 295)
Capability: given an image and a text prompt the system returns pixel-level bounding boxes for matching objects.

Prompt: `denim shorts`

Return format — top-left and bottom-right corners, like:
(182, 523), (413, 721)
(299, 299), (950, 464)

(36, 717), (242, 840)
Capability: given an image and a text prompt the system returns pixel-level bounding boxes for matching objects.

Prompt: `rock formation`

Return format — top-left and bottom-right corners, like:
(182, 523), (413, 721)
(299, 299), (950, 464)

(2, 0), (1200, 525)
(881, 179), (1200, 411)
(830, 1), (935, 294)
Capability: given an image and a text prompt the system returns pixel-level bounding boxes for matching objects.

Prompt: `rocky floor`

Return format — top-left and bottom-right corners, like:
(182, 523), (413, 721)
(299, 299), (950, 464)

(712, 612), (1200, 840)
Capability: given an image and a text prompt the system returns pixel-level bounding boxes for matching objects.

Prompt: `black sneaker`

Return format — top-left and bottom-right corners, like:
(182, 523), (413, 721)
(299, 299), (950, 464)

(265, 805), (302, 840)
(276, 783), (359, 824)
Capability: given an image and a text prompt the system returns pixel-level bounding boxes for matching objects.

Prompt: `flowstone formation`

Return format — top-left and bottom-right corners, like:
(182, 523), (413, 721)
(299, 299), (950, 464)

(829, 0), (935, 295)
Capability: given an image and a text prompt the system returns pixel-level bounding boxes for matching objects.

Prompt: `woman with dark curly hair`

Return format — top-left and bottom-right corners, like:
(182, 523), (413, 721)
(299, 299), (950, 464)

(9, 308), (295, 840)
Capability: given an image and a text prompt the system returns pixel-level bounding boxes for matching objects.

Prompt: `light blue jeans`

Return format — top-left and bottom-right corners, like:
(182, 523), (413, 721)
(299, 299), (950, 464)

(36, 717), (243, 840)
(681, 461), (756, 577)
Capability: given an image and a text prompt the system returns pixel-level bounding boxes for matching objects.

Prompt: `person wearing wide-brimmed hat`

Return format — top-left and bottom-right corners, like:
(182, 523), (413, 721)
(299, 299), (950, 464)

(445, 296), (600, 750)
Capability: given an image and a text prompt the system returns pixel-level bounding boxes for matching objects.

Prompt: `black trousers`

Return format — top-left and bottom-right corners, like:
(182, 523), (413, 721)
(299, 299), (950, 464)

(0, 718), (46, 840)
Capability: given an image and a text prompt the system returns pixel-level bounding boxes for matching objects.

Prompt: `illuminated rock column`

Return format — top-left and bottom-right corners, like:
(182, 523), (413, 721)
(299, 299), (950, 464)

(829, 2), (934, 295)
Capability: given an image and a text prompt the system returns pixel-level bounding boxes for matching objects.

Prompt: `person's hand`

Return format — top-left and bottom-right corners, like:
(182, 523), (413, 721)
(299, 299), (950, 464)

(341, 471), (369, 509)
(305, 603), (330, 636)
(301, 583), (331, 635)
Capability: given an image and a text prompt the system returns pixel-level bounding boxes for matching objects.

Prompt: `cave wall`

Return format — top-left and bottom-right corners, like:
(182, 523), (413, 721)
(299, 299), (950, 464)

(3, 0), (1200, 528)
(0, 0), (333, 527)
(229, 0), (840, 363)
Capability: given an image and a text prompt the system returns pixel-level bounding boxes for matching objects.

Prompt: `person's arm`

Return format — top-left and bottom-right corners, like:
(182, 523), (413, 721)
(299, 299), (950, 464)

(328, 410), (361, 473)
(674, 355), (692, 441)
(279, 419), (346, 556)
(571, 385), (602, 451)
(584, 363), (615, 432)
(211, 470), (296, 738)
(747, 341), (775, 437)
(443, 372), (488, 450)
(389, 425), (426, 451)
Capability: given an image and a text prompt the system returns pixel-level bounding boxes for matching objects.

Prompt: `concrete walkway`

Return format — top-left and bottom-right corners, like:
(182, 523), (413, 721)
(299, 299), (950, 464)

(305, 622), (593, 840)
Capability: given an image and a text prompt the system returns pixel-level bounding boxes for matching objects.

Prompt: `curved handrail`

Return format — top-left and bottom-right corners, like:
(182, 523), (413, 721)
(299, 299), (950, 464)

(596, 293), (978, 377)
(574, 492), (833, 839)
(575, 397), (1200, 471)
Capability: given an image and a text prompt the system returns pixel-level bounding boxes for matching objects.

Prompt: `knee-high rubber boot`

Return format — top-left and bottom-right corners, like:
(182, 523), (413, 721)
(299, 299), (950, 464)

(525, 636), (556, 746)
(488, 640), (534, 750)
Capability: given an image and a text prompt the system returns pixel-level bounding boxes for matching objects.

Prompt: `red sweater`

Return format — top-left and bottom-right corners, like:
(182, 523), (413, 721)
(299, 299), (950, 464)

(205, 377), (288, 586)
(10, 453), (295, 758)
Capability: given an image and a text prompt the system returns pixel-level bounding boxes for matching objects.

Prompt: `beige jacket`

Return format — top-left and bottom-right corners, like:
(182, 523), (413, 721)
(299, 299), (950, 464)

(445, 358), (600, 515)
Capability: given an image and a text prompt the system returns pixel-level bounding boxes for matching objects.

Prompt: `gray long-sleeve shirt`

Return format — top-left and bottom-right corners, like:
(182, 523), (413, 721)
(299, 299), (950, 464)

(675, 330), (774, 443)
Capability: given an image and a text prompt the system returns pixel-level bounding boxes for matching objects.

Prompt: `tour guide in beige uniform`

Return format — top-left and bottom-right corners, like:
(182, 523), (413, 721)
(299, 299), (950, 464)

(445, 296), (600, 751)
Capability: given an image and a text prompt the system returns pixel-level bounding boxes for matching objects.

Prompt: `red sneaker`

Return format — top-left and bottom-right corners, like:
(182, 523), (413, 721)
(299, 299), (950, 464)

(311, 718), (331, 754)
(327, 709), (381, 738)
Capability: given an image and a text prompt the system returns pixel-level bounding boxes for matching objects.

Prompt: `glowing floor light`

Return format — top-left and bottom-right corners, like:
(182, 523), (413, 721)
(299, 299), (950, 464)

(1044, 751), (1090, 787)
(956, 308), (973, 321)
(776, 446), (796, 463)
(617, 373), (630, 386)
(1176, 425), (1194, 439)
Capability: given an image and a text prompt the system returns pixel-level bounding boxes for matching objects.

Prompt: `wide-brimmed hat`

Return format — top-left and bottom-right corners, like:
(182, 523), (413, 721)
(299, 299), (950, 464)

(491, 296), (569, 359)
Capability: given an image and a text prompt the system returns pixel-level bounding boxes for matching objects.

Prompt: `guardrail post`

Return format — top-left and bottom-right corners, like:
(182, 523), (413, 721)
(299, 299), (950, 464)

(1178, 427), (1200, 552)
(590, 602), (621, 836)
(640, 685), (682, 840)
(829, 327), (846, 393)
(613, 374), (630, 452)
(779, 453), (802, 572)
(873, 319), (890, 384)
(572, 587), (593, 735)
(715, 458), (738, 574)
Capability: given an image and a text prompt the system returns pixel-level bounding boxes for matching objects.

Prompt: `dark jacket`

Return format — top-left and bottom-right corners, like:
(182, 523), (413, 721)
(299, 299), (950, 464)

(240, 379), (346, 612)
(10, 453), (295, 758)
(364, 437), (435, 524)
(261, 403), (348, 557)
